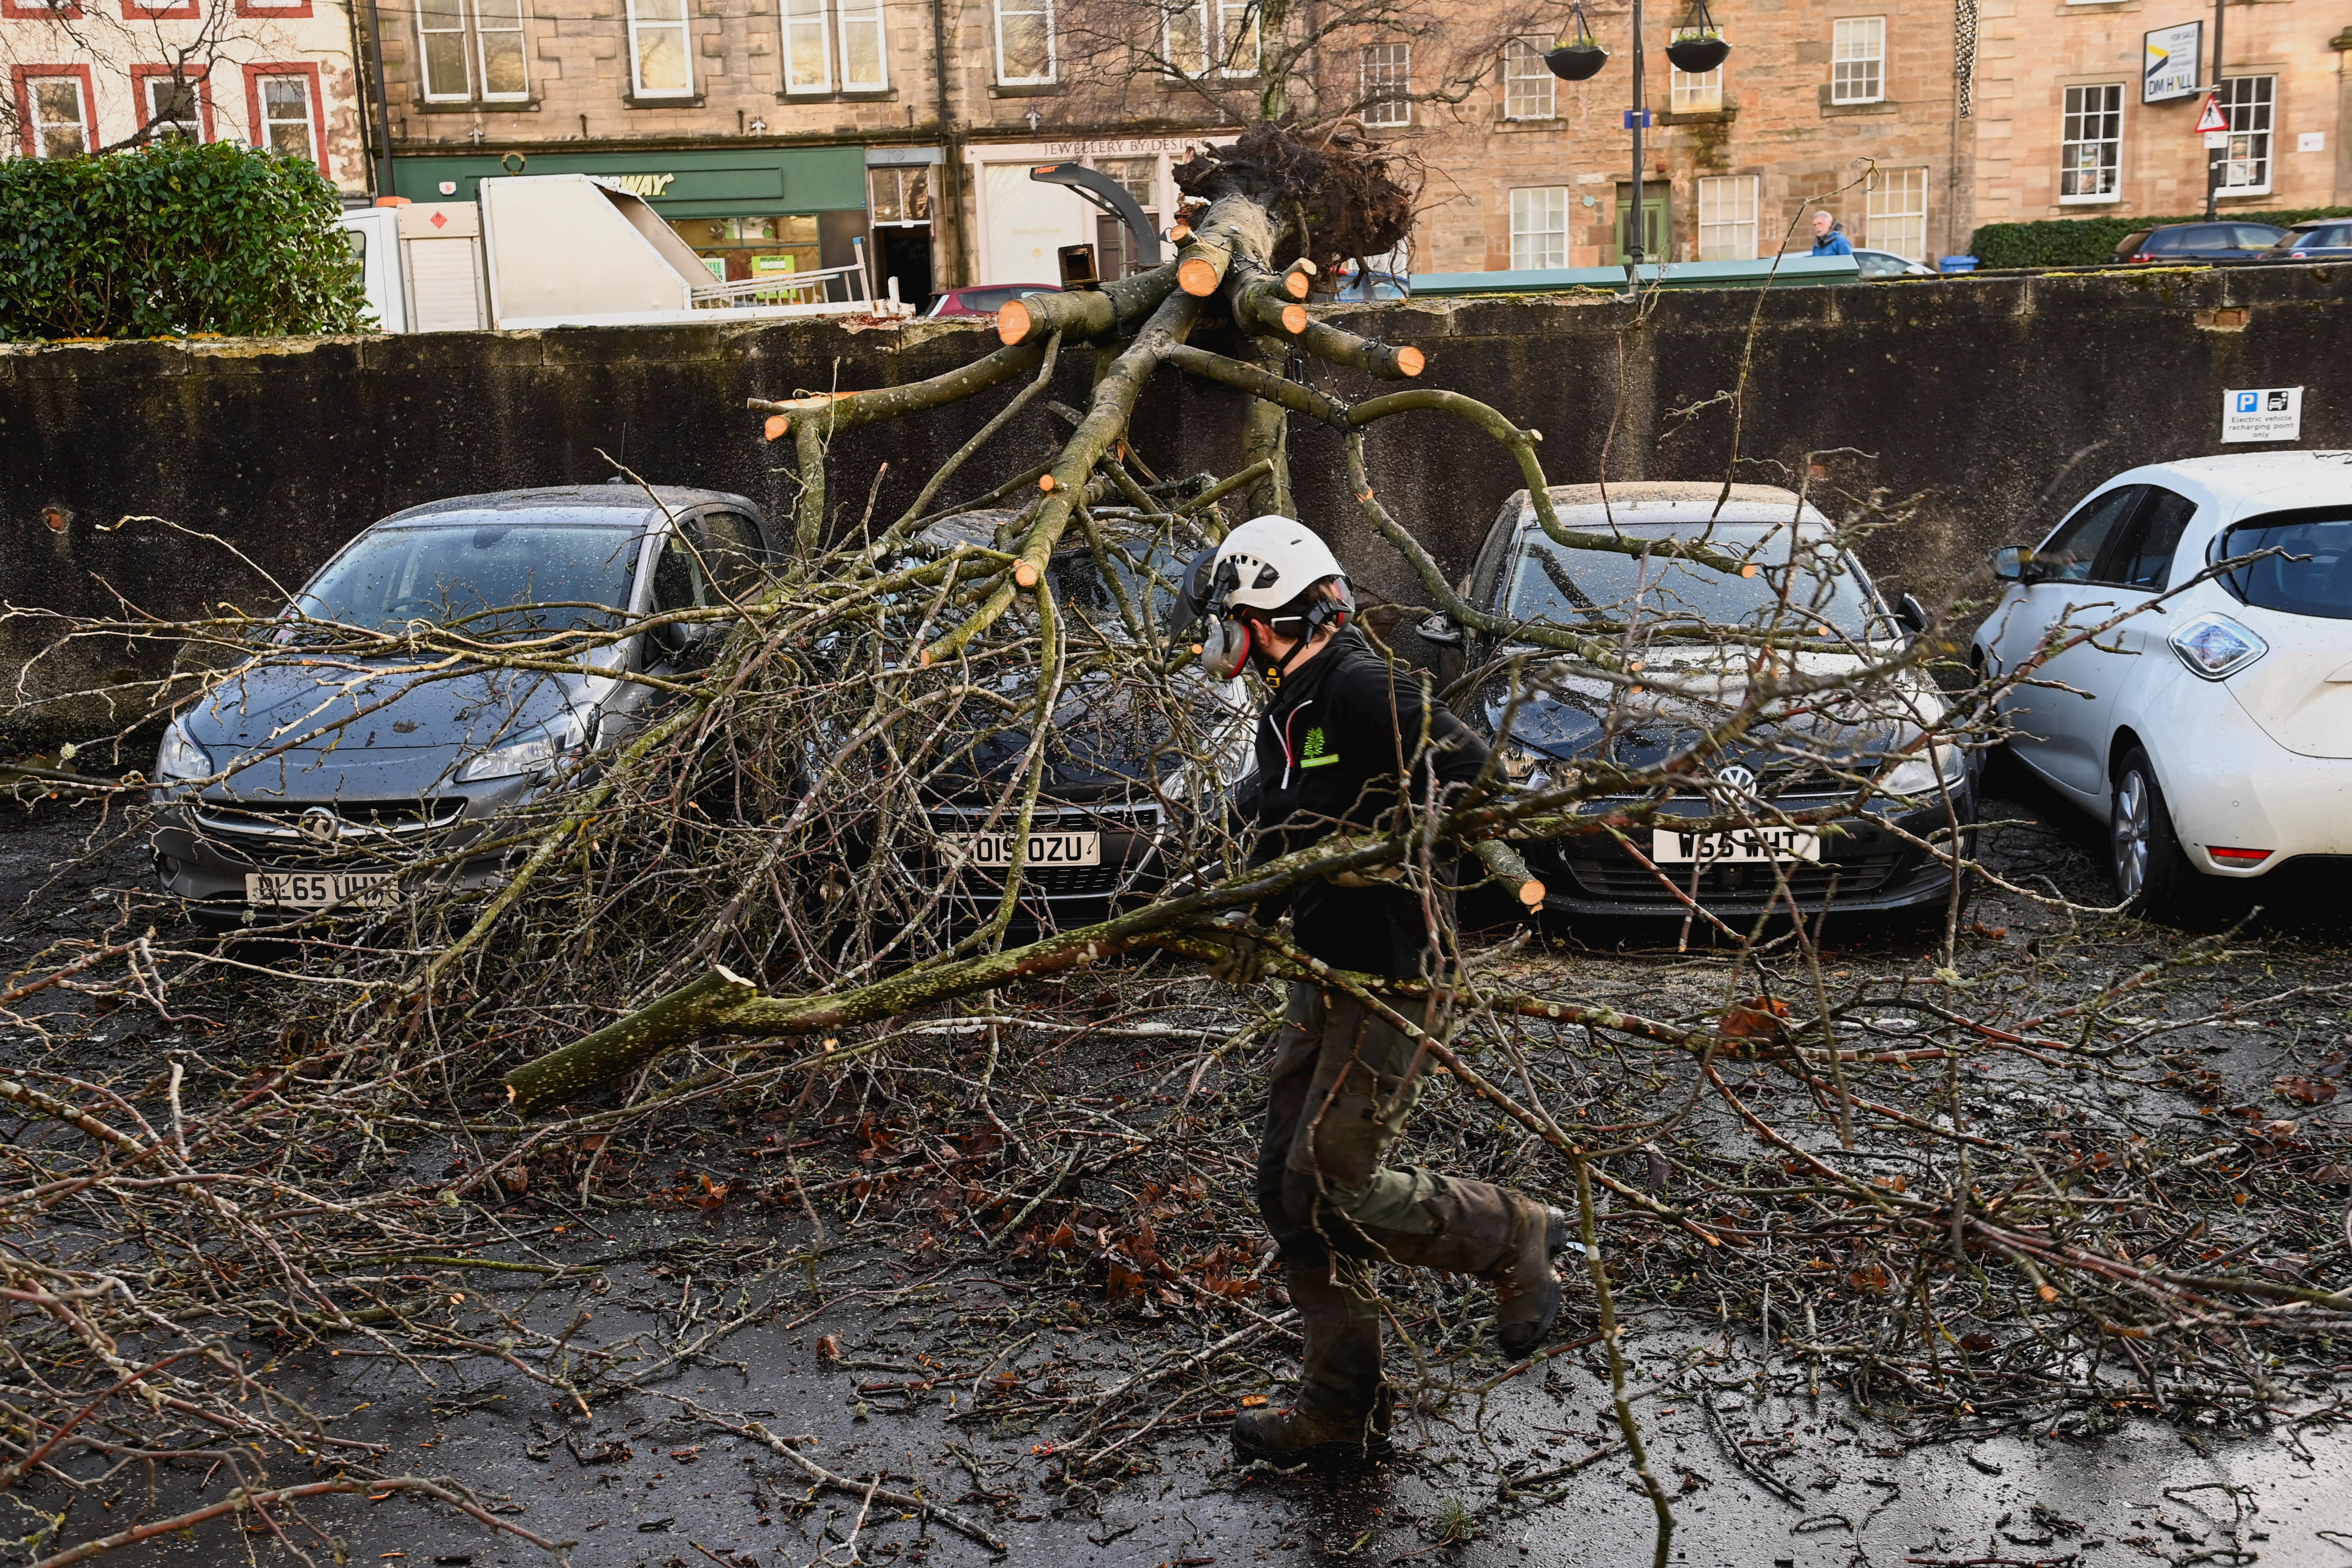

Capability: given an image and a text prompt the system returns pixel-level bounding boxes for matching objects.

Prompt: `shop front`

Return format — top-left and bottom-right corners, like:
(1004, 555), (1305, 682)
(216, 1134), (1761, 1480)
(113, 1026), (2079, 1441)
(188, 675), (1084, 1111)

(391, 146), (869, 281)
(964, 135), (1236, 288)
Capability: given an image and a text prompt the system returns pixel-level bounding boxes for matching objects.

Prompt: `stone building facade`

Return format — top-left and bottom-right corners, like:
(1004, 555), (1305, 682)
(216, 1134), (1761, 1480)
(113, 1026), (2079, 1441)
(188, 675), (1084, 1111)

(1392, 0), (1971, 269)
(3, 0), (367, 189)
(1967, 0), (2352, 223)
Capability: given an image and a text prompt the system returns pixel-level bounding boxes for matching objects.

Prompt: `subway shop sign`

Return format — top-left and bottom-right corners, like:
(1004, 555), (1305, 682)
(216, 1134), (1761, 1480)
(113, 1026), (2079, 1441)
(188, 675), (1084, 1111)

(391, 147), (866, 219)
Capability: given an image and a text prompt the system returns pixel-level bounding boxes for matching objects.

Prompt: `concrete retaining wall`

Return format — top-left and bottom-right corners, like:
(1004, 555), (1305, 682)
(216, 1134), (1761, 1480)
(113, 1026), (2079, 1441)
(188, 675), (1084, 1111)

(5, 263), (2346, 746)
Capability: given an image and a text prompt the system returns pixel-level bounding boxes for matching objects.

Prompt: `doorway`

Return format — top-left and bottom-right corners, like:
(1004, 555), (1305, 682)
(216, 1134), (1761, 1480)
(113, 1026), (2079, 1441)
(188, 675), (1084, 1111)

(1613, 193), (1669, 263)
(875, 226), (934, 308)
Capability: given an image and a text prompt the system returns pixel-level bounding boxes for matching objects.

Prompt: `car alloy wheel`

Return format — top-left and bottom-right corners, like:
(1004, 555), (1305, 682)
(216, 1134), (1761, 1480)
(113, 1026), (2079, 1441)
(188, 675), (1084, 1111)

(2110, 766), (2152, 901)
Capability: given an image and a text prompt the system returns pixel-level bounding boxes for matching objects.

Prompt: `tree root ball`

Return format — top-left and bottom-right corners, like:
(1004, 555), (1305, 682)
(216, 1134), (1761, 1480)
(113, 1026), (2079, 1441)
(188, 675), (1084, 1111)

(1174, 117), (1415, 279)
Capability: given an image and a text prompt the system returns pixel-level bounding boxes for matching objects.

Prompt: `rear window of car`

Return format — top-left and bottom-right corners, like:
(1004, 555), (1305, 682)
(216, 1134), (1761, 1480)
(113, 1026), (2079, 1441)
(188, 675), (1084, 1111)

(2140, 229), (2184, 251)
(2220, 510), (2352, 621)
(2284, 223), (2352, 248)
(2230, 226), (2284, 248)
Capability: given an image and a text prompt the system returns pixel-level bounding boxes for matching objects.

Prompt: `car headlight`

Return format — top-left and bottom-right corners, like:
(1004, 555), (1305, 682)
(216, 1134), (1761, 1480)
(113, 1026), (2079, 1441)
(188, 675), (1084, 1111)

(156, 721), (210, 781)
(1498, 742), (1552, 791)
(2169, 612), (2268, 681)
(455, 714), (585, 782)
(1878, 741), (1966, 799)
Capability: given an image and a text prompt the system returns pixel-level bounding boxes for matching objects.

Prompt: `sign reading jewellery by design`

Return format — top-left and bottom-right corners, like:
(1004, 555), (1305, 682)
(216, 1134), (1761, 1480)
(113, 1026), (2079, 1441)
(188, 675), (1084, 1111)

(2143, 21), (2202, 103)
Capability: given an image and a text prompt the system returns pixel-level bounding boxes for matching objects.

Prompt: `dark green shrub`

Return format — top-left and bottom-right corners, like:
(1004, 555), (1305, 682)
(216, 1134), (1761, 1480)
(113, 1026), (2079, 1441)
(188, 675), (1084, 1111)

(0, 140), (368, 341)
(1968, 207), (2352, 269)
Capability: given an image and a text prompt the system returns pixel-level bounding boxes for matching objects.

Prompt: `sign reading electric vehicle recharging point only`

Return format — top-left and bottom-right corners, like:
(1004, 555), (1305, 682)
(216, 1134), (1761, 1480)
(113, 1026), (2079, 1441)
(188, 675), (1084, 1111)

(2222, 387), (2303, 443)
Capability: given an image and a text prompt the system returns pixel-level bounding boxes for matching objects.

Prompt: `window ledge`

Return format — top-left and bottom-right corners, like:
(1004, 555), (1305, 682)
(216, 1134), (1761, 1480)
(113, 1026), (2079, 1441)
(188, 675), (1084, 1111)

(411, 96), (540, 113)
(2058, 192), (2123, 204)
(623, 90), (705, 108)
(777, 87), (895, 102)
(1498, 114), (1563, 127)
(1821, 97), (1894, 116)
(2217, 188), (2275, 201)
(989, 81), (1064, 97)
(1658, 106), (1734, 124)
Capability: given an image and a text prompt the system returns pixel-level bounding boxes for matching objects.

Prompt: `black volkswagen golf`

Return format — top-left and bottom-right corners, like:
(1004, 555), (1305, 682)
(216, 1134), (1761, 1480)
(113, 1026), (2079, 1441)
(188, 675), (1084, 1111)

(1424, 482), (1974, 920)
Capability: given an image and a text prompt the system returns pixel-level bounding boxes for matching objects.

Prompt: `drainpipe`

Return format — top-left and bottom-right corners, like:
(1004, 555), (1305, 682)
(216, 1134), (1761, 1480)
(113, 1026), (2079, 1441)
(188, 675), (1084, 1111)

(2333, 29), (2352, 205)
(361, 0), (399, 198)
(928, 0), (969, 287)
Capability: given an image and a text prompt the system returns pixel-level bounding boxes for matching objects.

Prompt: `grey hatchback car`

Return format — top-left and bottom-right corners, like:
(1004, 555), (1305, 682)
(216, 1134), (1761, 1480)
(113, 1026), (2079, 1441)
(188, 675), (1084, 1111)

(150, 485), (772, 918)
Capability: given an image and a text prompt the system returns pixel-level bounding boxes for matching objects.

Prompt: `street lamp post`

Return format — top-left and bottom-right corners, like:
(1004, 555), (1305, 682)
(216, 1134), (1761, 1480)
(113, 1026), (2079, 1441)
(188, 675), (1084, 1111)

(1546, 0), (1730, 284)
(2202, 0), (2226, 220)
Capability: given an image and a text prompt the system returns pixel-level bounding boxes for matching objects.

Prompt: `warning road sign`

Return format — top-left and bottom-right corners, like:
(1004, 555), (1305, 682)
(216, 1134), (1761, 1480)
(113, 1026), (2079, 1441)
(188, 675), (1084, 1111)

(2194, 93), (2226, 133)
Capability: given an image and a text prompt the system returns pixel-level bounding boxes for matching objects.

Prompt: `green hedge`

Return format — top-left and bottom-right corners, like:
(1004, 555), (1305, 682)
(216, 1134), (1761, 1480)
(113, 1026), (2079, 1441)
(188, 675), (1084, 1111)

(1967, 207), (2352, 269)
(0, 141), (368, 341)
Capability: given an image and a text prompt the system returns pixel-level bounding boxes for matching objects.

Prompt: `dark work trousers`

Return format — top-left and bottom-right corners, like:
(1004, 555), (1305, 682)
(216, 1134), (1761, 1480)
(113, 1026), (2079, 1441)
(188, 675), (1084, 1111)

(1254, 980), (1534, 1423)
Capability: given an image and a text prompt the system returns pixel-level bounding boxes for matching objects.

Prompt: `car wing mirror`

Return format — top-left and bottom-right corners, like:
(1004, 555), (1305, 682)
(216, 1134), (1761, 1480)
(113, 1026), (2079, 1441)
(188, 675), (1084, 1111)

(1989, 546), (2034, 583)
(1416, 611), (1466, 648)
(1894, 592), (1929, 636)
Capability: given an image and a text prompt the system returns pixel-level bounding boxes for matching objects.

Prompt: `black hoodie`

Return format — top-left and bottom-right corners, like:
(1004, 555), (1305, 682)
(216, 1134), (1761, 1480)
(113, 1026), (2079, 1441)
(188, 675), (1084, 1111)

(1231, 627), (1491, 978)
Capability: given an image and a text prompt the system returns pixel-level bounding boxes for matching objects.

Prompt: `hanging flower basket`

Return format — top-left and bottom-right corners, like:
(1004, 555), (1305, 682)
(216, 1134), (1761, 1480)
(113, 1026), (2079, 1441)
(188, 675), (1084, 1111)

(1544, 40), (1608, 80)
(1664, 27), (1729, 72)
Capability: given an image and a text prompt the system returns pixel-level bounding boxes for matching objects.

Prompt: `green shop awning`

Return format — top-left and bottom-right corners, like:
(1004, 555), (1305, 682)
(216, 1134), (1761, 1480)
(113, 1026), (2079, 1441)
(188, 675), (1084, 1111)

(391, 145), (867, 218)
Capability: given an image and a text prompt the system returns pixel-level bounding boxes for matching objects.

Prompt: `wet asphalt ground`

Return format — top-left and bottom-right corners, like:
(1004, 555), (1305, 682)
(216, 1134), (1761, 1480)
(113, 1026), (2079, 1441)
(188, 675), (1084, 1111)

(4, 762), (2350, 1568)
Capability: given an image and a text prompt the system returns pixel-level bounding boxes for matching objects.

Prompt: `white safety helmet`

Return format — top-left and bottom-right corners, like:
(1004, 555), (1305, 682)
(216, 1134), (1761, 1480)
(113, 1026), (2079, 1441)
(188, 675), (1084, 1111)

(1174, 515), (1356, 682)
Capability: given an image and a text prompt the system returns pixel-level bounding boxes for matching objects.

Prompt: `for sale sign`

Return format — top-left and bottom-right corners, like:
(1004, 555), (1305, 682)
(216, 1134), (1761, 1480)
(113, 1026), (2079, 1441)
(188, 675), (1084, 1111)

(2143, 22), (2201, 102)
(2222, 387), (2302, 443)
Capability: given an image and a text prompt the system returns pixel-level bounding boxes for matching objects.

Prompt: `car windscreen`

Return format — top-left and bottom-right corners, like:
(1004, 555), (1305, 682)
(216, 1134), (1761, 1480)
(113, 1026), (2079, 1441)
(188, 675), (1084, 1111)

(1044, 534), (1191, 637)
(1505, 522), (1883, 638)
(2219, 511), (2352, 620)
(296, 523), (646, 635)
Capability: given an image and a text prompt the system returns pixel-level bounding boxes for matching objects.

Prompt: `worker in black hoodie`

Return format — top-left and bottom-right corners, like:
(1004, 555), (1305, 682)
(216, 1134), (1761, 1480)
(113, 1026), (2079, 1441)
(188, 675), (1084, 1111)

(1175, 514), (1570, 1462)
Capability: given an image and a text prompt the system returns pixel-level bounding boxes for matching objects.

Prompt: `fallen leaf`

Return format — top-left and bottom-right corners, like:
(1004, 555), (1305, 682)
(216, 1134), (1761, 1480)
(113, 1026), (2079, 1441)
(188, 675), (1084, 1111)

(816, 1335), (842, 1361)
(2276, 1076), (2338, 1106)
(1240, 1394), (1268, 1408)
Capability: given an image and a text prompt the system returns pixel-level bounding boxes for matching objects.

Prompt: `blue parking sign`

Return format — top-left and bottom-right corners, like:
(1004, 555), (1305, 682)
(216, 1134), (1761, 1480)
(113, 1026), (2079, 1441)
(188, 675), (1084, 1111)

(2235, 391), (2260, 413)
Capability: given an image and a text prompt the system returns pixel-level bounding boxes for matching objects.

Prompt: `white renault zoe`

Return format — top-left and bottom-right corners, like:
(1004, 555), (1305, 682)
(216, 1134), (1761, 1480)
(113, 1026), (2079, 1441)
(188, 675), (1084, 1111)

(1972, 451), (2352, 921)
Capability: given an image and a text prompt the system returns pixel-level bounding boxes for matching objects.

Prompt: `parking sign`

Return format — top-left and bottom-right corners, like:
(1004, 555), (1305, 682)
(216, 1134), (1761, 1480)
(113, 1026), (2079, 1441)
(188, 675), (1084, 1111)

(2221, 387), (2302, 443)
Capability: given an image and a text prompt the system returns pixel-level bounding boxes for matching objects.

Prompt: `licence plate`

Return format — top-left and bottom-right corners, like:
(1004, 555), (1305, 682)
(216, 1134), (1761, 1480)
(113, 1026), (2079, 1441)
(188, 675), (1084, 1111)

(1651, 827), (1821, 865)
(941, 831), (1101, 868)
(245, 871), (400, 909)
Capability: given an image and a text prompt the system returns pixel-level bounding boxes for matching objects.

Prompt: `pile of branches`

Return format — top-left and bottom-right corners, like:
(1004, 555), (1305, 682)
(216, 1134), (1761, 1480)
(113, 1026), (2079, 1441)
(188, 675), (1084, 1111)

(3, 127), (2348, 1566)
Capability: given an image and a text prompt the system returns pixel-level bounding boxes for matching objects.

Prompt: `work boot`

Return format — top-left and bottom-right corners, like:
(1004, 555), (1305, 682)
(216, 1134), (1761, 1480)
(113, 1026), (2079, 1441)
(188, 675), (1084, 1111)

(1231, 1383), (1394, 1462)
(1493, 1200), (1572, 1359)
(1371, 1183), (1572, 1358)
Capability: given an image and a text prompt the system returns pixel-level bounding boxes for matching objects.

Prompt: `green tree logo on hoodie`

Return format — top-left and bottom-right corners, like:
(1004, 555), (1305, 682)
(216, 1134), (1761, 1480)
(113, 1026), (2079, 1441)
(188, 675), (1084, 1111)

(1300, 726), (1339, 768)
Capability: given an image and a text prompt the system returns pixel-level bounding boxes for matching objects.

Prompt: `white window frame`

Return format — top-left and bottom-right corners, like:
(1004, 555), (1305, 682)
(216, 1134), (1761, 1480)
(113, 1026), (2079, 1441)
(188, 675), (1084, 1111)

(626, 0), (695, 97)
(1670, 50), (1723, 112)
(30, 75), (89, 159)
(473, 0), (529, 100)
(143, 74), (204, 141)
(417, 0), (471, 102)
(780, 0), (835, 93)
(257, 74), (316, 163)
(2216, 74), (2274, 196)
(1696, 174), (1758, 260)
(2059, 81), (2124, 203)
(1509, 186), (1569, 270)
(1864, 165), (1927, 260)
(836, 0), (888, 89)
(1164, 0), (1258, 77)
(1503, 38), (1555, 121)
(1361, 41), (1410, 127)
(994, 0), (1057, 85)
(1830, 16), (1884, 106)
